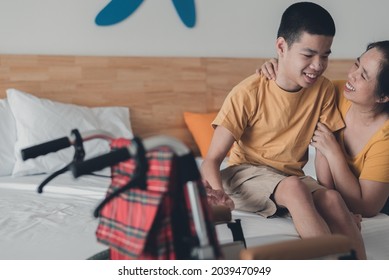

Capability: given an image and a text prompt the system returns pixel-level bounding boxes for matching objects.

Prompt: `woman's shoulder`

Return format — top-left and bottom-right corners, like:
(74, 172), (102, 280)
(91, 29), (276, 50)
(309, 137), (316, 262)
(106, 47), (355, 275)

(330, 80), (349, 115)
(382, 119), (389, 139)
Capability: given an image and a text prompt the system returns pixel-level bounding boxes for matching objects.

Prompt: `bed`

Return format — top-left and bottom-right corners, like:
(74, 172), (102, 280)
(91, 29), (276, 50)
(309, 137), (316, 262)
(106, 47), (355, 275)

(0, 54), (388, 260)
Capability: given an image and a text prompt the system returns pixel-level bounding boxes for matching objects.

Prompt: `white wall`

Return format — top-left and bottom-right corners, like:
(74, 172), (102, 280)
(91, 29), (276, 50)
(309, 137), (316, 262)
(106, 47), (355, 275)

(0, 0), (388, 58)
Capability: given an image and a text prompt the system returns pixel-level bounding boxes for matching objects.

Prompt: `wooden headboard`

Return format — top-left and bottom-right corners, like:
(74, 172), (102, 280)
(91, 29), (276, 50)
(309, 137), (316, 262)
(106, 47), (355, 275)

(0, 54), (352, 155)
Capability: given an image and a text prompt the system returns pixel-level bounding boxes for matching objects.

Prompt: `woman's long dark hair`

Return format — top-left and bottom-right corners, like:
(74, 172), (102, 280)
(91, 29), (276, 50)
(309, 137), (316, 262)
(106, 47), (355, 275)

(366, 41), (389, 113)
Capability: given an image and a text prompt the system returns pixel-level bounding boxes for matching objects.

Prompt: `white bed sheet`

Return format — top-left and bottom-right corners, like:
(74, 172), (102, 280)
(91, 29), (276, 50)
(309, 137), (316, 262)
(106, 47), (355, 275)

(1, 150), (388, 260)
(216, 210), (389, 260)
(0, 173), (110, 260)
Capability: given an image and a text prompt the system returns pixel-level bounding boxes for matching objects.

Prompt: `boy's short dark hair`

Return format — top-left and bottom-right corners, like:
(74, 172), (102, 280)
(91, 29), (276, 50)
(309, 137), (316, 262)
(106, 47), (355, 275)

(277, 2), (335, 46)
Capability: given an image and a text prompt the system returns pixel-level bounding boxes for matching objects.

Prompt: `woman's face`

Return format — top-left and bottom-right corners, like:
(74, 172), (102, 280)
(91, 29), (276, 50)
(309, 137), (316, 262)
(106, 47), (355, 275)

(344, 47), (382, 107)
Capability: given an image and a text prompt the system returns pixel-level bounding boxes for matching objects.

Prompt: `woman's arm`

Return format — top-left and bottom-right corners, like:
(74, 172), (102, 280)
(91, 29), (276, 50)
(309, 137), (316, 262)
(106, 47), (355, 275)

(312, 122), (389, 216)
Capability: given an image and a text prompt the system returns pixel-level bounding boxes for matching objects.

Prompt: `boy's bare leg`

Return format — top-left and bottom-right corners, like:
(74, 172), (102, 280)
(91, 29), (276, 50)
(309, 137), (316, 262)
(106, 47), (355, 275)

(274, 176), (331, 237)
(313, 189), (367, 259)
(274, 176), (366, 259)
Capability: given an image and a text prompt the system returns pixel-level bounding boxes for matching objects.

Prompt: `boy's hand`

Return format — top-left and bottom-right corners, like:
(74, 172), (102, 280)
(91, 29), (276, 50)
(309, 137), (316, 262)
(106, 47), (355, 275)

(203, 180), (235, 210)
(257, 58), (279, 80)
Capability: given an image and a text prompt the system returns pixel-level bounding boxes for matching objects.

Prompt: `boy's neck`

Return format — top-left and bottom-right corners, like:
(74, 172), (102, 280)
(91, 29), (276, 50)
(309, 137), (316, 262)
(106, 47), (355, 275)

(274, 71), (303, 92)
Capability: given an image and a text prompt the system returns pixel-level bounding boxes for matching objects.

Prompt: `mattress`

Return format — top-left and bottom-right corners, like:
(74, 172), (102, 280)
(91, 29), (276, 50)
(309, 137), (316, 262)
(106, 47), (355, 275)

(216, 210), (389, 260)
(1, 161), (389, 260)
(0, 173), (110, 260)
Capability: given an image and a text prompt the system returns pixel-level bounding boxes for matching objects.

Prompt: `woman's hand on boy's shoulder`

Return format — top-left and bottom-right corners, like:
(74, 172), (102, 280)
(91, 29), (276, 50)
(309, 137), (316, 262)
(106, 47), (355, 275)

(257, 58), (279, 80)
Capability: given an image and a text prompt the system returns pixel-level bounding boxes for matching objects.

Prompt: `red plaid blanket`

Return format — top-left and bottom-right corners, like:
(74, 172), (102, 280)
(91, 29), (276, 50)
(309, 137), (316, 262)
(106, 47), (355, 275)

(95, 138), (220, 259)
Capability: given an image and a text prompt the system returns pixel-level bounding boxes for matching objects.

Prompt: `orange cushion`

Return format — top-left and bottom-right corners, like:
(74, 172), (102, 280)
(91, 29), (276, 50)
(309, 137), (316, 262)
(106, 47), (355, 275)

(183, 112), (217, 158)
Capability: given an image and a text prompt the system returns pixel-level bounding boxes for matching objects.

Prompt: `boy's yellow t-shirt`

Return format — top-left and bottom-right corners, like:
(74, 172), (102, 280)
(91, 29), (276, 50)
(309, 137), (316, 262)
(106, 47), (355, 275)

(213, 73), (344, 176)
(336, 86), (389, 183)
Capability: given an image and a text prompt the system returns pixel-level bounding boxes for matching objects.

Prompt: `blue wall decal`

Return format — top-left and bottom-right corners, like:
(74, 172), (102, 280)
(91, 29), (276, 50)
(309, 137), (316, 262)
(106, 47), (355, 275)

(95, 0), (196, 28)
(95, 0), (144, 26)
(172, 0), (196, 28)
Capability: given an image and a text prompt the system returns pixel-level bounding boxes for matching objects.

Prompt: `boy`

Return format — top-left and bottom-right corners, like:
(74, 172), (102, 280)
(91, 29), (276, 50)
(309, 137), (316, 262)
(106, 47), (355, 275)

(201, 2), (367, 259)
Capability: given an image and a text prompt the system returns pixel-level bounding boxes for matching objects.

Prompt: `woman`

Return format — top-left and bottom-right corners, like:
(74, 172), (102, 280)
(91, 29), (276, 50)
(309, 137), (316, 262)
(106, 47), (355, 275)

(260, 41), (389, 217)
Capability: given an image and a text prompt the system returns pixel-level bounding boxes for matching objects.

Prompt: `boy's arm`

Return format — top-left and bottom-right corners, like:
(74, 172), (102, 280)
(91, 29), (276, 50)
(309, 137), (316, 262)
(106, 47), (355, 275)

(319, 81), (345, 133)
(201, 125), (235, 191)
(201, 125), (236, 210)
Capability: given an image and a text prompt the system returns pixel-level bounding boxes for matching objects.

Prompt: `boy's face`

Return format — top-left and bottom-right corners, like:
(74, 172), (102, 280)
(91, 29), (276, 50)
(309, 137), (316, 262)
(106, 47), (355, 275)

(276, 32), (333, 91)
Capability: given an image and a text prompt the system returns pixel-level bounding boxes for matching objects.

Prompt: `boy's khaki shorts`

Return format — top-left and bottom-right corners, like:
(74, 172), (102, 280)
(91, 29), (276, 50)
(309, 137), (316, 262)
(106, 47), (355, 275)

(221, 164), (324, 218)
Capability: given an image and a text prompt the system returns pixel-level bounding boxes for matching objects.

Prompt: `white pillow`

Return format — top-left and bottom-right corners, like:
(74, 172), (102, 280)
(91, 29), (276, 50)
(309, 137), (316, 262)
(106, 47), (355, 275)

(0, 99), (17, 176)
(7, 88), (133, 177)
